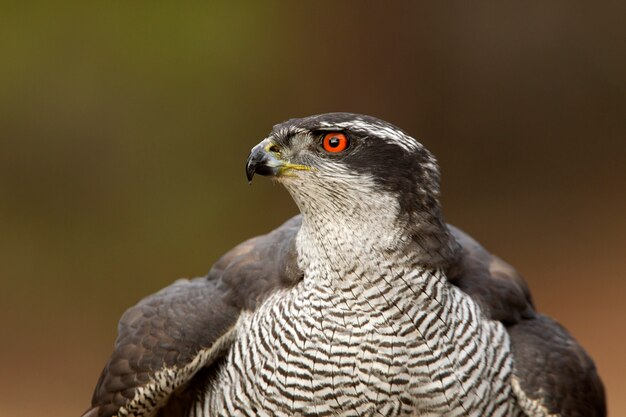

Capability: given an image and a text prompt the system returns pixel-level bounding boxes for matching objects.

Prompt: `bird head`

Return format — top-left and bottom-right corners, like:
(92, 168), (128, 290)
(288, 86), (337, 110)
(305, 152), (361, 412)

(246, 113), (458, 267)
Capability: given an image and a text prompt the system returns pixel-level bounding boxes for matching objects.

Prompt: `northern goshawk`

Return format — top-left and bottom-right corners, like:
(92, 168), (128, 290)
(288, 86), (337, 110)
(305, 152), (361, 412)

(83, 113), (605, 417)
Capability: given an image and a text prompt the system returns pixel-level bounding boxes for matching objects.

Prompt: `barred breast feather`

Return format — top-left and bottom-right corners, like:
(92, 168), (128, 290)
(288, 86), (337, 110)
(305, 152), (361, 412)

(204, 267), (520, 416)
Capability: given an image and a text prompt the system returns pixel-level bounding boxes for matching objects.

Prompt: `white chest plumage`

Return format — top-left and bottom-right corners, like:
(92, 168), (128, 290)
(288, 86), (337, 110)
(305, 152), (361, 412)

(201, 262), (522, 417)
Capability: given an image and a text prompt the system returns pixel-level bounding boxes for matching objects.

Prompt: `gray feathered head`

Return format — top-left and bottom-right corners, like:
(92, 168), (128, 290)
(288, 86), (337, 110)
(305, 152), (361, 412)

(246, 113), (458, 267)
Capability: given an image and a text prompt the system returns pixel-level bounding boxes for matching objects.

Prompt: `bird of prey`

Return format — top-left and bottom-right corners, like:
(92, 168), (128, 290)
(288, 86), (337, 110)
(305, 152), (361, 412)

(83, 113), (605, 417)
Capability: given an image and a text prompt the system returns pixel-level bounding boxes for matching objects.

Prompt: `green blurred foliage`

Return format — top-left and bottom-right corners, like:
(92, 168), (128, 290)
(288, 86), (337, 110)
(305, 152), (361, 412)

(0, 2), (624, 416)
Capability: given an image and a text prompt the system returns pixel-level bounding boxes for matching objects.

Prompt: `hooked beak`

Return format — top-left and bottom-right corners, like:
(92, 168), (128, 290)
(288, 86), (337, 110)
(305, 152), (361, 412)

(245, 141), (311, 183)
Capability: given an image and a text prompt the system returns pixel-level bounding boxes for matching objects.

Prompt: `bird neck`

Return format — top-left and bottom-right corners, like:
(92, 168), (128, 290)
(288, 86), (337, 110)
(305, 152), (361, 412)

(294, 202), (458, 283)
(295, 217), (450, 313)
(295, 212), (425, 288)
(287, 177), (459, 276)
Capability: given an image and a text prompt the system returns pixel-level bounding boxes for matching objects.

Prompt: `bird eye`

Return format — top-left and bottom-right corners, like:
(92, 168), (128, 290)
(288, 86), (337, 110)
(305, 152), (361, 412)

(322, 133), (349, 153)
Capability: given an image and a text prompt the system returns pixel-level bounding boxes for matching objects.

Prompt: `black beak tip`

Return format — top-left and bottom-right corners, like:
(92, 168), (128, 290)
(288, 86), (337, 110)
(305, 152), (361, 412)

(245, 160), (255, 183)
(246, 143), (279, 184)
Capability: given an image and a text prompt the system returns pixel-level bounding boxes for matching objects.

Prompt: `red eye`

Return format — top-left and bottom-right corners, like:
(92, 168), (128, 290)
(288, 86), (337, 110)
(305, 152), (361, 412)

(322, 132), (349, 153)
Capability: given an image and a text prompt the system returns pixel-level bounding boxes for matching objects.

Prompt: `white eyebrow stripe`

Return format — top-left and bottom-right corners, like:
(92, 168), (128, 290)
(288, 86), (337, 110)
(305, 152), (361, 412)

(273, 127), (307, 139)
(318, 119), (420, 152)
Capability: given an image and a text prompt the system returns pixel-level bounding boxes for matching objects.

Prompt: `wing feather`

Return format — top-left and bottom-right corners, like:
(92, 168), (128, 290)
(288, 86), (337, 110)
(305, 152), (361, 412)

(82, 217), (302, 417)
(508, 315), (606, 417)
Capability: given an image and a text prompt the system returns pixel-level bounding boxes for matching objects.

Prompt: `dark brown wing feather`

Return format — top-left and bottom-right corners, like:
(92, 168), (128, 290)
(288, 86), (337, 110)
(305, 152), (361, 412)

(508, 315), (606, 417)
(447, 225), (606, 416)
(446, 225), (535, 325)
(84, 215), (605, 416)
(82, 217), (302, 417)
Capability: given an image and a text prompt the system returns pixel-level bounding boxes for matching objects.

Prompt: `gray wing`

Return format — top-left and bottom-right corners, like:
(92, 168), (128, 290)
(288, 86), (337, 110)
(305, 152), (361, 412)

(82, 216), (302, 417)
(447, 226), (606, 417)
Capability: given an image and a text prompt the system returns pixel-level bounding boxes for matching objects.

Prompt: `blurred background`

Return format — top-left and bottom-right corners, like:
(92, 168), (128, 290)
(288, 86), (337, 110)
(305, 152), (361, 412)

(1, 2), (624, 416)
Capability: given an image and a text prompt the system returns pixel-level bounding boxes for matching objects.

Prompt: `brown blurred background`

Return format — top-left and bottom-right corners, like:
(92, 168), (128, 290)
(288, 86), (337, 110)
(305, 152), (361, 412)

(0, 2), (624, 416)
